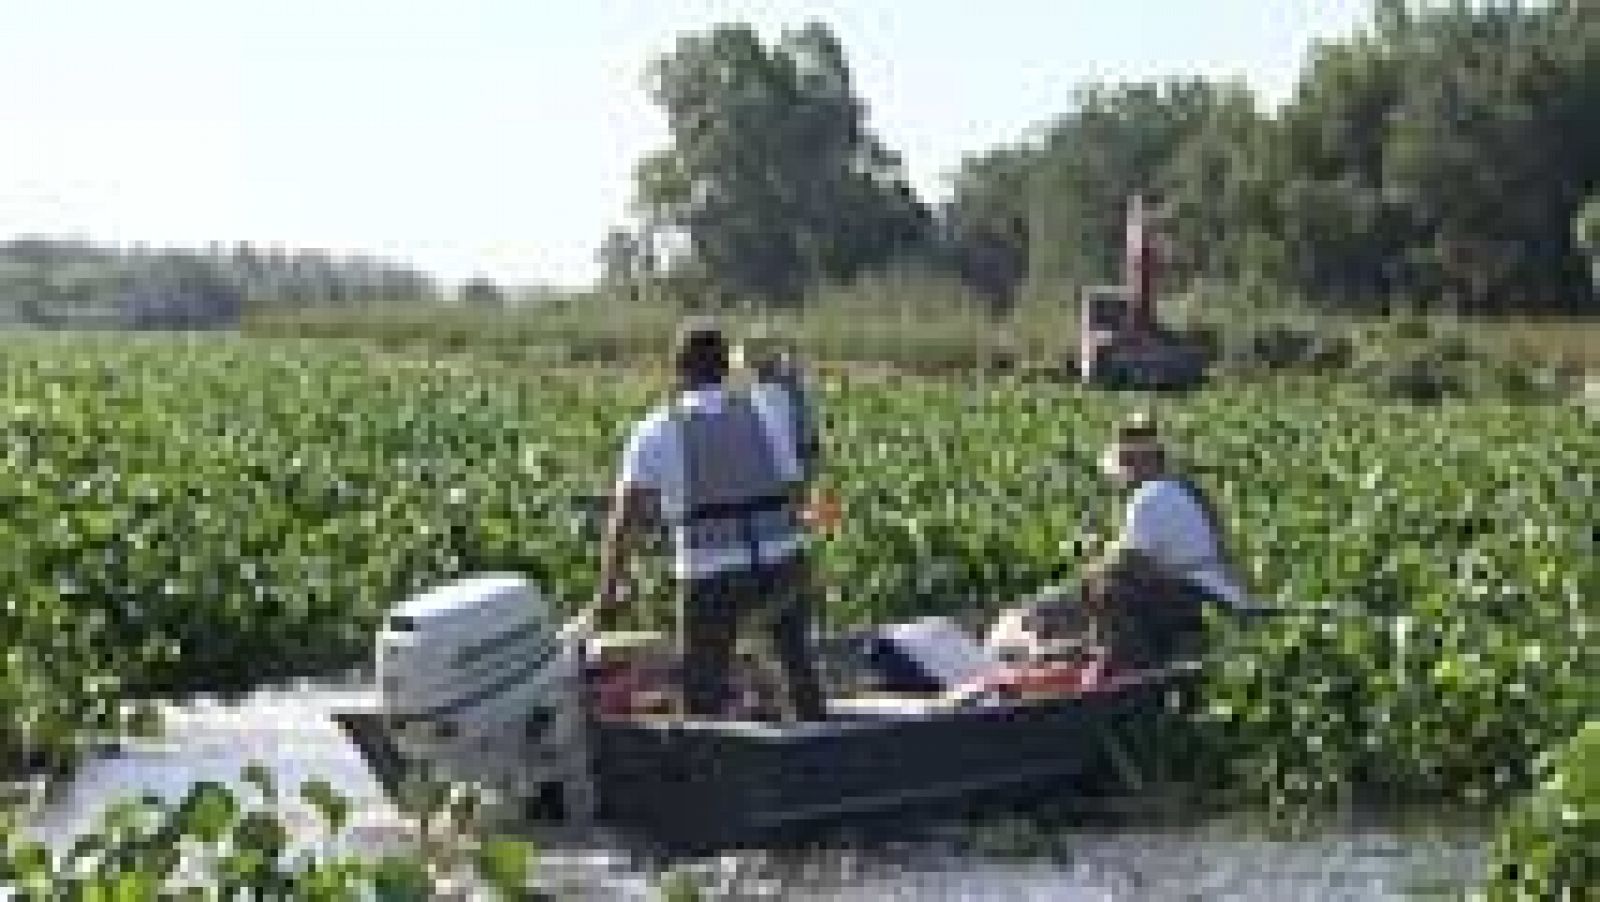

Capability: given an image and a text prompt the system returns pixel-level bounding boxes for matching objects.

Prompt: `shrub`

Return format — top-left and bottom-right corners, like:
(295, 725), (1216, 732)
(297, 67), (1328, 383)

(1483, 722), (1598, 900)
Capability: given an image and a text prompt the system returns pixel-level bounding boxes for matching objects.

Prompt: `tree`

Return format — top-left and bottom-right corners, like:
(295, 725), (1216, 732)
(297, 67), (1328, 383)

(945, 147), (1035, 314)
(609, 2), (1599, 319)
(995, 80), (1227, 287)
(1158, 83), (1282, 286)
(596, 227), (644, 300)
(458, 276), (505, 308)
(1274, 0), (1600, 312)
(633, 23), (930, 304)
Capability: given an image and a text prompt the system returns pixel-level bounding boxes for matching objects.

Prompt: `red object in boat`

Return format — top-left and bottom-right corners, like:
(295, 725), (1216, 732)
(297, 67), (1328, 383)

(588, 655), (771, 721)
(587, 662), (649, 720)
(960, 652), (1115, 701)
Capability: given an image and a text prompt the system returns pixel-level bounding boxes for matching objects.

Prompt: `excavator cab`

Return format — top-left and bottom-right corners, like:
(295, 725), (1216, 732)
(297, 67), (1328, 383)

(1076, 196), (1207, 391)
(1083, 287), (1128, 333)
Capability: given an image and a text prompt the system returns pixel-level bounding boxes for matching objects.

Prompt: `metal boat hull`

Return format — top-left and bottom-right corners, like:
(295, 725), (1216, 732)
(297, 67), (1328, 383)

(338, 667), (1193, 854)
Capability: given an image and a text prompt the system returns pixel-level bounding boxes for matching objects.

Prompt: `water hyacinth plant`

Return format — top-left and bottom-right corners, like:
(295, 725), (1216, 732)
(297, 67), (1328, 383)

(0, 333), (1590, 823)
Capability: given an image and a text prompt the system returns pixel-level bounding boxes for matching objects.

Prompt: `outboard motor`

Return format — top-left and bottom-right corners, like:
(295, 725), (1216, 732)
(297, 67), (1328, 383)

(375, 575), (595, 822)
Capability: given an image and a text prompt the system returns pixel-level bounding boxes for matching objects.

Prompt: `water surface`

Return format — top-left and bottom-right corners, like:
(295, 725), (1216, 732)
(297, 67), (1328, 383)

(23, 685), (1489, 900)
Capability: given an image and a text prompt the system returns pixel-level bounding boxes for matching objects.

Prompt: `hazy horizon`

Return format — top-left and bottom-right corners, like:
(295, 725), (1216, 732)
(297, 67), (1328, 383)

(1, 1), (1372, 289)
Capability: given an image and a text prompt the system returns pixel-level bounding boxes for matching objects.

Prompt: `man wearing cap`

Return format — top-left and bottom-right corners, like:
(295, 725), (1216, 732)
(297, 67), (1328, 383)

(594, 319), (826, 721)
(1084, 415), (1248, 667)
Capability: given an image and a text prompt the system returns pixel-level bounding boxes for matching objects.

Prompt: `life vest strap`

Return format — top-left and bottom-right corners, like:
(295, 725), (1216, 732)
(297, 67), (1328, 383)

(678, 490), (798, 525)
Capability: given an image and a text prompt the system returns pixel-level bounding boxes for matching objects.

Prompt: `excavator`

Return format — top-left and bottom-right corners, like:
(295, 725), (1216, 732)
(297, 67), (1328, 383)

(1077, 195), (1208, 390)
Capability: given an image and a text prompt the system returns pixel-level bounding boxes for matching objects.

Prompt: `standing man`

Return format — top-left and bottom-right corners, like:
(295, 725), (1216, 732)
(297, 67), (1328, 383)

(1083, 414), (1249, 668)
(734, 327), (844, 533)
(594, 319), (826, 721)
(734, 327), (822, 484)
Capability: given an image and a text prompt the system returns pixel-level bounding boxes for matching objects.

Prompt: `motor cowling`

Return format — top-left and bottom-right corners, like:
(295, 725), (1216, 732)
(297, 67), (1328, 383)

(375, 575), (595, 821)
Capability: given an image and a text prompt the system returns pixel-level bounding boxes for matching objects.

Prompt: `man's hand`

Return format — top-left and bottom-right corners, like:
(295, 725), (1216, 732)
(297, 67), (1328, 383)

(593, 580), (626, 618)
(801, 486), (842, 533)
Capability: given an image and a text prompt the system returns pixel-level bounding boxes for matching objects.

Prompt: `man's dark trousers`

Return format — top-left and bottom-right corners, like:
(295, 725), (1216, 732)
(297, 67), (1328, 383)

(677, 553), (826, 721)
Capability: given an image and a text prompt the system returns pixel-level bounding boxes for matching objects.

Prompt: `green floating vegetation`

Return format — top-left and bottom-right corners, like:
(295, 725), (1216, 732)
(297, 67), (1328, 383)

(0, 333), (1590, 820)
(1483, 721), (1598, 901)
(0, 769), (541, 900)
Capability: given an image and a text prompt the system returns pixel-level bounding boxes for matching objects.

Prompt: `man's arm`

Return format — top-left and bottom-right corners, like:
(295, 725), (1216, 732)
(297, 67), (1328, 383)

(595, 480), (653, 618)
(1113, 485), (1163, 558)
(596, 418), (661, 618)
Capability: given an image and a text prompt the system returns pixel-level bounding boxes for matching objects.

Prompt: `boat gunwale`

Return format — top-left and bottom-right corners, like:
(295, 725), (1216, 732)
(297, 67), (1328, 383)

(590, 658), (1202, 741)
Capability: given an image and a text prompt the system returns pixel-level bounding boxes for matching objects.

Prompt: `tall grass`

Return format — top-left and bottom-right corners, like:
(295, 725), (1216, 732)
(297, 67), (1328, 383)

(246, 274), (1038, 373)
(242, 275), (1600, 373)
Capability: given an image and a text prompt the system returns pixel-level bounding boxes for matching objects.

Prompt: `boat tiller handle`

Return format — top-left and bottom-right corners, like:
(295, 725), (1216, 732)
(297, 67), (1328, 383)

(561, 602), (601, 647)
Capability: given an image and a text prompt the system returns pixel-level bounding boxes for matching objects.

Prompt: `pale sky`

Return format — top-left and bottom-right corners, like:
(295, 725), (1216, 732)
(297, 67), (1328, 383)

(0, 1), (1372, 288)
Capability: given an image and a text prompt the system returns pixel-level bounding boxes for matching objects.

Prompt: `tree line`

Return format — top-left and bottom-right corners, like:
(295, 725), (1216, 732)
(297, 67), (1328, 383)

(607, 1), (1600, 317)
(5, 2), (1595, 327)
(0, 240), (450, 328)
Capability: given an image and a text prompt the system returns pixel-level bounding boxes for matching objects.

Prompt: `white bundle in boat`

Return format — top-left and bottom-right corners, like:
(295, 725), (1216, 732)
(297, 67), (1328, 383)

(858, 616), (999, 692)
(886, 617), (997, 687)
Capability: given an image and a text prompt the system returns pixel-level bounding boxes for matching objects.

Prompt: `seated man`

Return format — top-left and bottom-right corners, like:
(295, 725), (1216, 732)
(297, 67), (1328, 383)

(1081, 415), (1248, 668)
(986, 415), (1247, 669)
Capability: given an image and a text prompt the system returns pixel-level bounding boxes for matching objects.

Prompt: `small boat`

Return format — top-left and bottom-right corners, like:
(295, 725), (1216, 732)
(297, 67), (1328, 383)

(596, 671), (1193, 852)
(334, 576), (1202, 854)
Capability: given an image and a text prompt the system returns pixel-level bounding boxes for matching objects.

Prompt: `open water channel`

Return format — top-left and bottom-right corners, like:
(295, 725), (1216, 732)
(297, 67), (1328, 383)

(19, 684), (1490, 900)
